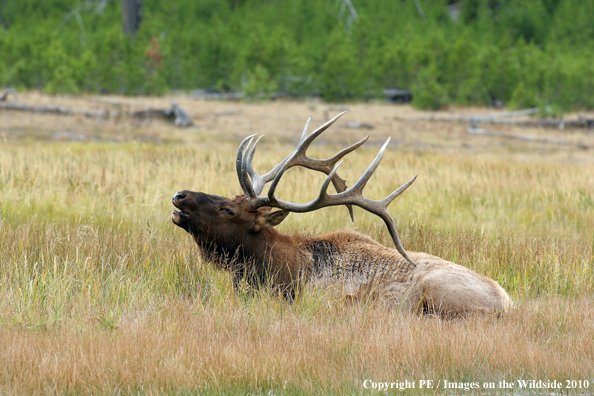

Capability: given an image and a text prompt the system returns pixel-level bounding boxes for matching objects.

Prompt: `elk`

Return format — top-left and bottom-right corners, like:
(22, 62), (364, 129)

(172, 113), (512, 318)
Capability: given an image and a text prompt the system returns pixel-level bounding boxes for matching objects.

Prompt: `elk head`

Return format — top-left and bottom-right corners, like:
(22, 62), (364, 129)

(172, 112), (417, 266)
(172, 192), (289, 251)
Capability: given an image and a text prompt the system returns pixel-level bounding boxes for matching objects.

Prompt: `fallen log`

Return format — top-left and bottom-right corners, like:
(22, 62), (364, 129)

(0, 102), (106, 117)
(467, 127), (591, 149)
(397, 107), (594, 130)
(0, 101), (193, 127)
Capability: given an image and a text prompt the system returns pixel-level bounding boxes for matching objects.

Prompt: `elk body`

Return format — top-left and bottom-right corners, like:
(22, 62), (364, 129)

(172, 113), (512, 318)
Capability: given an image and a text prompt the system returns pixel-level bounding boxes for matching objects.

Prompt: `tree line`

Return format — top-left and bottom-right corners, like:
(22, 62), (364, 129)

(0, 0), (593, 111)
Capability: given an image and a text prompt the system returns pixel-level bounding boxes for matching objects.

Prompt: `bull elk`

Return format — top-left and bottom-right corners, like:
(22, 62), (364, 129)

(172, 113), (512, 318)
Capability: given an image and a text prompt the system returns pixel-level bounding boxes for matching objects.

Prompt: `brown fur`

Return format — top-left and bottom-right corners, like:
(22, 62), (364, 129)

(172, 192), (512, 318)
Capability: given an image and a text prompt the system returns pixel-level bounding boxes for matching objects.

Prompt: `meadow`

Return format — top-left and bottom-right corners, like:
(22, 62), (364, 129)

(1, 94), (594, 394)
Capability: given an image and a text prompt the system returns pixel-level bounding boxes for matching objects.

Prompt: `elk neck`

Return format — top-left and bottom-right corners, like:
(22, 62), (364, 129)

(194, 222), (308, 291)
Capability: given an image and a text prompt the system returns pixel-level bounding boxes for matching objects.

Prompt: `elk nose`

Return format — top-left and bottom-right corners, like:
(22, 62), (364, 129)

(172, 191), (187, 202)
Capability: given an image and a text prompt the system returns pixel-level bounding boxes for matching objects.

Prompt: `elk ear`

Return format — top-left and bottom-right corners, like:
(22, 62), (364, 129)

(252, 210), (290, 232)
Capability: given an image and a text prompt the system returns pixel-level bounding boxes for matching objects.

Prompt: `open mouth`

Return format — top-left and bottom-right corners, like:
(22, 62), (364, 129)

(171, 209), (190, 230)
(171, 192), (192, 231)
(172, 209), (189, 218)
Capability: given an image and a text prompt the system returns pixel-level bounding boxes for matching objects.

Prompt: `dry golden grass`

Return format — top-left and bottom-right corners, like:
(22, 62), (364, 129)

(1, 94), (594, 394)
(1, 298), (593, 395)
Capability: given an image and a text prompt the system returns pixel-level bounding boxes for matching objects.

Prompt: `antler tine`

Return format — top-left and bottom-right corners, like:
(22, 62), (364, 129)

(382, 175), (417, 206)
(318, 160), (344, 199)
(349, 138), (391, 193)
(246, 134), (264, 183)
(245, 138), (263, 200)
(300, 115), (312, 142)
(266, 146), (295, 203)
(236, 134), (257, 196)
(241, 134), (272, 200)
(376, 211), (417, 267)
(325, 135), (369, 165)
(293, 111), (348, 157)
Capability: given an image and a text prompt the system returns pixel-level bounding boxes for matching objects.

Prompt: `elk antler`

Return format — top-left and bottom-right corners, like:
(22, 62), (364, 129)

(236, 112), (367, 221)
(236, 114), (417, 266)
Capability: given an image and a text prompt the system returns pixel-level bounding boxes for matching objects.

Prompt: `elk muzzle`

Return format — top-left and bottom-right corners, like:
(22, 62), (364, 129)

(172, 191), (190, 231)
(172, 191), (187, 203)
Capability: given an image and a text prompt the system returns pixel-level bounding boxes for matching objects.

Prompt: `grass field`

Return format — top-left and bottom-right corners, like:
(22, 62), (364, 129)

(1, 93), (594, 394)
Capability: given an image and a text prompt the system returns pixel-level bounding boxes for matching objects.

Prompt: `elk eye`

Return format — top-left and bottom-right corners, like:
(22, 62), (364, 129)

(220, 207), (234, 216)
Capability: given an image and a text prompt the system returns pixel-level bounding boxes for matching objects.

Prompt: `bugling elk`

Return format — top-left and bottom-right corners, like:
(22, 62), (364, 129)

(172, 113), (512, 318)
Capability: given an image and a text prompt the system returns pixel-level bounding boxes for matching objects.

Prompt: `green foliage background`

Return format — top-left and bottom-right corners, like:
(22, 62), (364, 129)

(1, 0), (593, 110)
